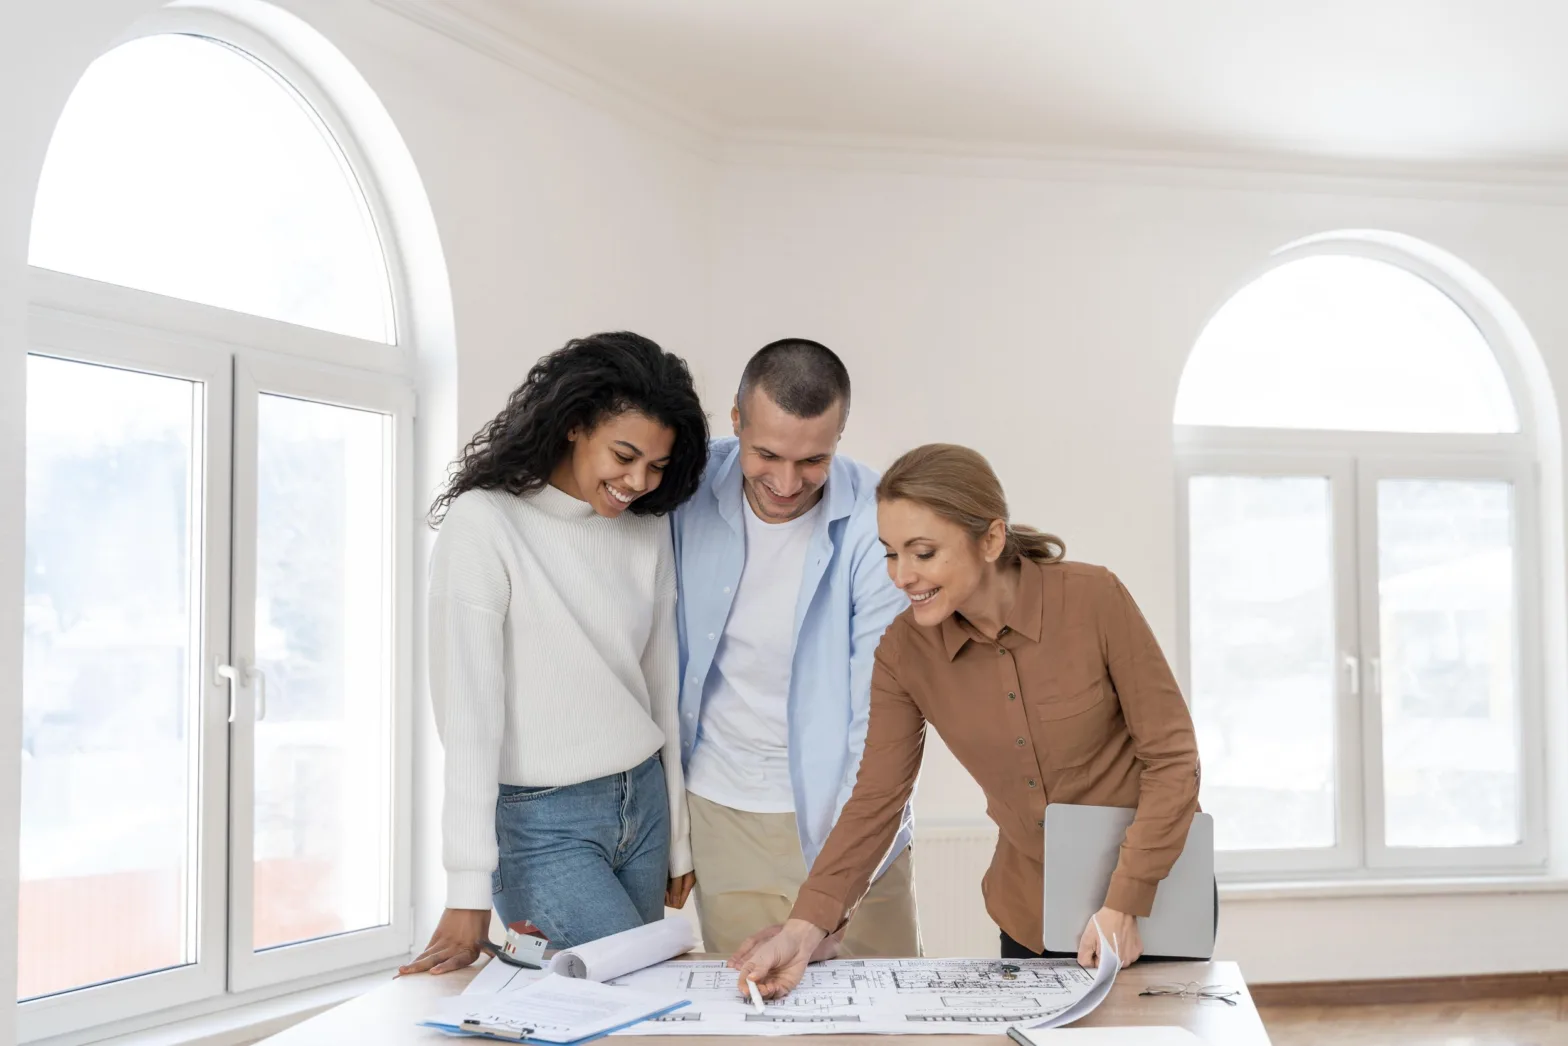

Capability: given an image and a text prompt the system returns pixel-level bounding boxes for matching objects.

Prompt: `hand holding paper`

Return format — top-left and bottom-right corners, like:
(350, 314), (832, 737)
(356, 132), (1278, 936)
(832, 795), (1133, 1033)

(1024, 919), (1122, 1031)
(1080, 906), (1141, 967)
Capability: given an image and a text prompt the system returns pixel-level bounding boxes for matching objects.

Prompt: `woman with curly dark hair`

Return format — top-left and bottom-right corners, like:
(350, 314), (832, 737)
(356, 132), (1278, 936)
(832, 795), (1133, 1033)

(401, 332), (709, 975)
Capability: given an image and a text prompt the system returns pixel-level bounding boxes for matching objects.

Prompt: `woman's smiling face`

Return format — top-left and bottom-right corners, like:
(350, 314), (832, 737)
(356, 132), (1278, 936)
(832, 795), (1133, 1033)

(878, 497), (993, 627)
(557, 410), (674, 518)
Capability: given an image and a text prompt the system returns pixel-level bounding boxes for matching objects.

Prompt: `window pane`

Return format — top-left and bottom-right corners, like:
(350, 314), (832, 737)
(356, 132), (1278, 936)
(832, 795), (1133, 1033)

(1175, 255), (1518, 433)
(21, 356), (201, 999)
(30, 34), (391, 343)
(1189, 475), (1337, 850)
(253, 394), (391, 950)
(1378, 479), (1519, 848)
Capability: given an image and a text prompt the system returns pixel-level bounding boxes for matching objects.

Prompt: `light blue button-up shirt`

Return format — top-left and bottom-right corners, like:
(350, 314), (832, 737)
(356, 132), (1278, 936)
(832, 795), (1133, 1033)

(673, 437), (913, 877)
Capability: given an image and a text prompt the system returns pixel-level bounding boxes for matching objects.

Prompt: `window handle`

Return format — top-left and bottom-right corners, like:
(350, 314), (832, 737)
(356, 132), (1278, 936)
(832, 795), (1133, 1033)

(1344, 654), (1360, 697)
(215, 662), (240, 723)
(246, 663), (268, 721)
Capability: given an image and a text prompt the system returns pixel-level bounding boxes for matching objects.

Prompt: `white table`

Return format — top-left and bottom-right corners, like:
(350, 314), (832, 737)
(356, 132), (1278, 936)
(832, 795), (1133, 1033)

(261, 957), (1272, 1045)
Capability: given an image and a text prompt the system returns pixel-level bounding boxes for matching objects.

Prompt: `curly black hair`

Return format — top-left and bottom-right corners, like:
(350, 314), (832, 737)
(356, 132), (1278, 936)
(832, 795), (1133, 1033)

(429, 332), (709, 525)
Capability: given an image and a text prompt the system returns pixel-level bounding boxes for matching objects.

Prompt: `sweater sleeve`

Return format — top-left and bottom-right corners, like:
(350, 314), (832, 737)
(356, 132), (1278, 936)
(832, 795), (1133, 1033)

(645, 521), (692, 877)
(428, 496), (511, 910)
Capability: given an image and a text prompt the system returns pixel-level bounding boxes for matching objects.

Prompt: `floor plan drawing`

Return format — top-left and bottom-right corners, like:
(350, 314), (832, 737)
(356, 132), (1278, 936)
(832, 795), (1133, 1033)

(604, 954), (1120, 1036)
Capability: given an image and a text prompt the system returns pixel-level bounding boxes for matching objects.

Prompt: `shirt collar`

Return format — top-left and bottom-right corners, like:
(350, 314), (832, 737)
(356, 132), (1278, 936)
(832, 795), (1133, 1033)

(937, 557), (1047, 661)
(714, 441), (745, 530)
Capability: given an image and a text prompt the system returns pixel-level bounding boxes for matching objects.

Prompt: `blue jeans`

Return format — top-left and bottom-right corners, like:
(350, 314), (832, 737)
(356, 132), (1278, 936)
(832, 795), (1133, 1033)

(491, 753), (669, 949)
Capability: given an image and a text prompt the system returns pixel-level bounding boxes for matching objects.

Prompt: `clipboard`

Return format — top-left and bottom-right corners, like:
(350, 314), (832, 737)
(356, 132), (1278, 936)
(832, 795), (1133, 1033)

(423, 1000), (690, 1044)
(422, 972), (689, 1044)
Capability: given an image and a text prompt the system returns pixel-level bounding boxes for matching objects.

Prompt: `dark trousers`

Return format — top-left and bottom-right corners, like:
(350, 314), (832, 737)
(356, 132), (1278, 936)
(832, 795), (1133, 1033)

(1001, 880), (1219, 962)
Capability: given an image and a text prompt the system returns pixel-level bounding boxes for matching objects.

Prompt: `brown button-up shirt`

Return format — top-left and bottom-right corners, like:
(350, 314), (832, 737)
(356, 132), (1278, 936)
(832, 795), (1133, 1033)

(791, 558), (1200, 953)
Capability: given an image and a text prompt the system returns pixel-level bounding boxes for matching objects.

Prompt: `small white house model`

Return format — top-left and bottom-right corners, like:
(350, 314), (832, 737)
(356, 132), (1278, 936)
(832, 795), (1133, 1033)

(501, 923), (549, 968)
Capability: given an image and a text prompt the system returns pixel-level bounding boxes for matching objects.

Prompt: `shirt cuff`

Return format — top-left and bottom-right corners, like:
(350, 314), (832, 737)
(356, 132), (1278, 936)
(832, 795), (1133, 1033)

(1104, 872), (1157, 918)
(447, 870), (495, 911)
(669, 837), (694, 878)
(790, 884), (850, 936)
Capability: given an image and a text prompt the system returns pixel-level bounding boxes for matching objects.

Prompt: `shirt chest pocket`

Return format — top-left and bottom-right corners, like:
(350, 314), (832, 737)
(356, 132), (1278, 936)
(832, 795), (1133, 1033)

(1034, 678), (1121, 769)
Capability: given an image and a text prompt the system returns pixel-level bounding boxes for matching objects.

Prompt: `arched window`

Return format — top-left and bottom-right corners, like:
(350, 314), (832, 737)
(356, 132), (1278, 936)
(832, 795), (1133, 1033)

(22, 17), (421, 1041)
(1175, 255), (1518, 434)
(29, 33), (392, 342)
(1176, 238), (1545, 882)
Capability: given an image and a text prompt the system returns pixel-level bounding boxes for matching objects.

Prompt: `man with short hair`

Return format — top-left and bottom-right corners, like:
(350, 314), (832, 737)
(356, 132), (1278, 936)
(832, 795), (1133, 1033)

(673, 338), (920, 957)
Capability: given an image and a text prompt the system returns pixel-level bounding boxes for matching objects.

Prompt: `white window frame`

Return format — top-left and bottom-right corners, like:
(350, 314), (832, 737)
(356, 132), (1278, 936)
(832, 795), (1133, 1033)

(227, 350), (414, 993)
(1175, 451), (1363, 878)
(1175, 237), (1547, 883)
(20, 9), (419, 1041)
(19, 309), (234, 1044)
(1355, 454), (1545, 874)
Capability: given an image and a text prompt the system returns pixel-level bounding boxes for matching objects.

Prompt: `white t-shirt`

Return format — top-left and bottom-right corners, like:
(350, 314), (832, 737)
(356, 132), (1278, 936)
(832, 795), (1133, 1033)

(685, 494), (823, 813)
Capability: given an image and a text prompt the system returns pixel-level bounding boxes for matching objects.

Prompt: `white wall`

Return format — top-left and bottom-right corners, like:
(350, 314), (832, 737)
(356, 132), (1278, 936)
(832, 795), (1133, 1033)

(701, 151), (1568, 982)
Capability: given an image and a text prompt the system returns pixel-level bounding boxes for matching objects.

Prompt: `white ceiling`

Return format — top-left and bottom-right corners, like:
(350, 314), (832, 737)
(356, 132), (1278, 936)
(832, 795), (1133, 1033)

(441, 0), (1568, 165)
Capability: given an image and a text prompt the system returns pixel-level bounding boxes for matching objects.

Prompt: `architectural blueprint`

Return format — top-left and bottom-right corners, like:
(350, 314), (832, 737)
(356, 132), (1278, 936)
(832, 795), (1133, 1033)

(603, 955), (1119, 1035)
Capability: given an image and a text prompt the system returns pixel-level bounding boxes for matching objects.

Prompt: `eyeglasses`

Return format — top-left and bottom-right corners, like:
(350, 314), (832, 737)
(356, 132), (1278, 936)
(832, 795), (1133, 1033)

(1138, 982), (1239, 1006)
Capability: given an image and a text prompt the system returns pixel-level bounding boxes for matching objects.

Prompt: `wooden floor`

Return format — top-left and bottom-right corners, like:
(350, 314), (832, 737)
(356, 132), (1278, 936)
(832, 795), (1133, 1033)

(1260, 994), (1568, 1045)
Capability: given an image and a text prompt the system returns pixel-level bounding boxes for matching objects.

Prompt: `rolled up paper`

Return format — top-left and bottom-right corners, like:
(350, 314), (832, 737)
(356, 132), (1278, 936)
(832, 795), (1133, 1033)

(548, 916), (700, 982)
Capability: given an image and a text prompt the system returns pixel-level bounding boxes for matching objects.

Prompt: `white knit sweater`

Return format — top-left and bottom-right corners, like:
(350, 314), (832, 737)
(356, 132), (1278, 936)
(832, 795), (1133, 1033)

(428, 484), (691, 910)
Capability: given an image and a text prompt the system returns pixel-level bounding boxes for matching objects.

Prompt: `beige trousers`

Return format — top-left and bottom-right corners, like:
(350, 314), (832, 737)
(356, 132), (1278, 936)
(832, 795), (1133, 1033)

(687, 791), (922, 958)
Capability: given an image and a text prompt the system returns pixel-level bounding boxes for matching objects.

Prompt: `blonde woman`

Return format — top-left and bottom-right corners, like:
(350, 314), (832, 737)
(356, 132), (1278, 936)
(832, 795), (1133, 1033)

(736, 444), (1202, 995)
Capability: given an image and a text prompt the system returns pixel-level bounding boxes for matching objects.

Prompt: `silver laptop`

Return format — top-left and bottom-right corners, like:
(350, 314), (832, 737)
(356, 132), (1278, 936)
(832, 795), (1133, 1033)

(1042, 804), (1214, 959)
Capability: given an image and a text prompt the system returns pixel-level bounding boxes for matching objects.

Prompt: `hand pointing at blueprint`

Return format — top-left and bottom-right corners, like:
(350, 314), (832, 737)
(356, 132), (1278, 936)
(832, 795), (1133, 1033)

(604, 928), (1121, 1037)
(733, 918), (830, 1000)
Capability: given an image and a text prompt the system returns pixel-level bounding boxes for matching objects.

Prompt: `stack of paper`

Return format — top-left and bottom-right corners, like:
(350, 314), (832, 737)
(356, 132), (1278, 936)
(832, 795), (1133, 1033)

(424, 973), (687, 1043)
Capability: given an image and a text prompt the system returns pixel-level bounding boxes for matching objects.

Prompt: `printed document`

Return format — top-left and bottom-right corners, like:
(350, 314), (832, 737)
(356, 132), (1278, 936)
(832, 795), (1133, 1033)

(426, 973), (685, 1042)
(605, 926), (1120, 1036)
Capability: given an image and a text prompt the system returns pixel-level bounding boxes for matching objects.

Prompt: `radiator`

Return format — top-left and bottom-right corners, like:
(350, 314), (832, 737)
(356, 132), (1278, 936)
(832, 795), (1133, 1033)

(911, 821), (1000, 957)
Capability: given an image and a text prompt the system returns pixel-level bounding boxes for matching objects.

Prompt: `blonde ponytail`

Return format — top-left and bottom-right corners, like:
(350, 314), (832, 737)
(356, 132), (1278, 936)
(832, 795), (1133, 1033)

(1005, 523), (1066, 565)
